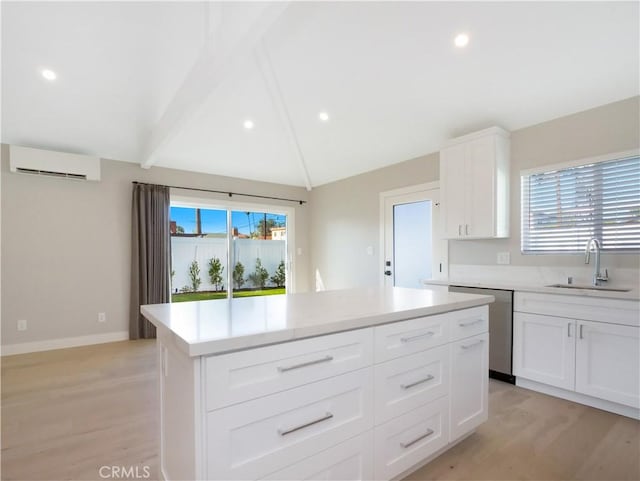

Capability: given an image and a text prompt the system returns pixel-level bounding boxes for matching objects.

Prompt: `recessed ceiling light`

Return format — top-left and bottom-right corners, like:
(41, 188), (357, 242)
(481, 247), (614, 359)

(243, 120), (254, 130)
(318, 111), (330, 122)
(41, 69), (57, 81)
(454, 33), (469, 48)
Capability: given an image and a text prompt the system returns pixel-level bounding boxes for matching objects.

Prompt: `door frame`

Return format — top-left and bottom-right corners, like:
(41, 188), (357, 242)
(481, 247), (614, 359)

(170, 194), (296, 294)
(379, 182), (447, 287)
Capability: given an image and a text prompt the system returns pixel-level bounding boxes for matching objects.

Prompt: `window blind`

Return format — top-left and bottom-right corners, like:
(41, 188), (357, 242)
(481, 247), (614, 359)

(521, 154), (640, 253)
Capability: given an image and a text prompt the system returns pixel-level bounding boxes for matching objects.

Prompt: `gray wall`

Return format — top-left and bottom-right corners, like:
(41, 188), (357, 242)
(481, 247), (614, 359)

(309, 153), (439, 290)
(1, 149), (309, 346)
(310, 97), (640, 291)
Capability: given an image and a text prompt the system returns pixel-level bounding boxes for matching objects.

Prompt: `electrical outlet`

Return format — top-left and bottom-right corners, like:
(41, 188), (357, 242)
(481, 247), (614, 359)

(98, 312), (106, 323)
(497, 252), (511, 265)
(17, 319), (27, 331)
(366, 246), (374, 256)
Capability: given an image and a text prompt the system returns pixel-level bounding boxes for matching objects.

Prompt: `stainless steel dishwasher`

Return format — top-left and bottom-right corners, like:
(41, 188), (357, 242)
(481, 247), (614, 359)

(448, 285), (515, 384)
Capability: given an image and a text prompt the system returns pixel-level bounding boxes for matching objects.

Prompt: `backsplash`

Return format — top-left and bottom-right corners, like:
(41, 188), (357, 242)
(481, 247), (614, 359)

(449, 264), (640, 289)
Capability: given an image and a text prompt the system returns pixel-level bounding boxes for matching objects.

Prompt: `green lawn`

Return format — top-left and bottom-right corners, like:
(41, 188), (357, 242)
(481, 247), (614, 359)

(171, 288), (286, 303)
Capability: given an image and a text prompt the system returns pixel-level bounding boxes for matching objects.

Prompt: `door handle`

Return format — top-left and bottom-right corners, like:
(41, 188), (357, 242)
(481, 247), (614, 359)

(465, 224), (469, 235)
(384, 270), (392, 276)
(458, 225), (462, 236)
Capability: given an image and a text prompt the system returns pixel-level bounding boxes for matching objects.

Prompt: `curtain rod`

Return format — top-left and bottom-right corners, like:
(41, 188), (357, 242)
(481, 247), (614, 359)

(132, 181), (306, 205)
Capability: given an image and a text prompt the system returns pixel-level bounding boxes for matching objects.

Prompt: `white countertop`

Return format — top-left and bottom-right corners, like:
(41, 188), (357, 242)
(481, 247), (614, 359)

(424, 278), (640, 301)
(141, 287), (494, 357)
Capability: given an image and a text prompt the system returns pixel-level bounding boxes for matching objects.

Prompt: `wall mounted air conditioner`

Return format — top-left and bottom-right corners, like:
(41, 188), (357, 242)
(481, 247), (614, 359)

(9, 145), (101, 181)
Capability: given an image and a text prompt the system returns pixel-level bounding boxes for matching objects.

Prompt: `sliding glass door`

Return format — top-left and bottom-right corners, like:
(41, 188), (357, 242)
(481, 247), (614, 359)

(231, 211), (287, 298)
(170, 203), (290, 302)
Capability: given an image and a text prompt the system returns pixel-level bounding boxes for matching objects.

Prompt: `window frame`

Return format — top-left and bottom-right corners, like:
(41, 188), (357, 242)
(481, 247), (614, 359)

(170, 193), (296, 294)
(520, 149), (640, 255)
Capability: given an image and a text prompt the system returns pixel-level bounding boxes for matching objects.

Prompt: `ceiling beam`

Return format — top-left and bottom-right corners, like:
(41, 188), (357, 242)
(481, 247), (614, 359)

(141, 2), (291, 169)
(255, 42), (313, 191)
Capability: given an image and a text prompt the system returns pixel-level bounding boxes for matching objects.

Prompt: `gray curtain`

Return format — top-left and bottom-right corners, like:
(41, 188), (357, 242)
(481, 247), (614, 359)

(130, 183), (171, 339)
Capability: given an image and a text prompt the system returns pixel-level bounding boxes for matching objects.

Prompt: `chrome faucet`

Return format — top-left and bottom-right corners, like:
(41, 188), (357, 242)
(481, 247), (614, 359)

(584, 238), (609, 286)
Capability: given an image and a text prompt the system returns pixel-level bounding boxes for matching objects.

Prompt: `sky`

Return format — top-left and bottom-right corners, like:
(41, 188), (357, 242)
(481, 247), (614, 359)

(170, 206), (286, 235)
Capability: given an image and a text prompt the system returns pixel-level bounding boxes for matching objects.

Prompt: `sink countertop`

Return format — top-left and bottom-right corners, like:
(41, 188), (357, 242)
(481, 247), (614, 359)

(423, 278), (640, 301)
(141, 286), (494, 357)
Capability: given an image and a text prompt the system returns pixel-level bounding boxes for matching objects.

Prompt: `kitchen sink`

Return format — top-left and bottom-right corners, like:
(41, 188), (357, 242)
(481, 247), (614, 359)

(545, 283), (631, 292)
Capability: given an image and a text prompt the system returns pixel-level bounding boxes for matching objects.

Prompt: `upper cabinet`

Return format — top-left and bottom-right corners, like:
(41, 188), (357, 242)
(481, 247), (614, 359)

(440, 127), (510, 239)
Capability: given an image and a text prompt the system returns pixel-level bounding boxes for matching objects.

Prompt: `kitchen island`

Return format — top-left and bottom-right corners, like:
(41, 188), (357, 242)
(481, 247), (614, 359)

(141, 287), (494, 481)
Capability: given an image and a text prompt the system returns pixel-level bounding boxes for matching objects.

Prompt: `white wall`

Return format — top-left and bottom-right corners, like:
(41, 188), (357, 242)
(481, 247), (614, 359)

(0, 149), (309, 348)
(310, 97), (640, 291)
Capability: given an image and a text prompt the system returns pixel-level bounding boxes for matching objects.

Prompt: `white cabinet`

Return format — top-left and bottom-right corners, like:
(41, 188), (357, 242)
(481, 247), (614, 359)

(440, 127), (510, 239)
(156, 305), (491, 481)
(513, 313), (576, 390)
(514, 291), (640, 415)
(373, 396), (449, 481)
(450, 333), (489, 441)
(575, 320), (639, 408)
(207, 369), (374, 480)
(260, 432), (374, 481)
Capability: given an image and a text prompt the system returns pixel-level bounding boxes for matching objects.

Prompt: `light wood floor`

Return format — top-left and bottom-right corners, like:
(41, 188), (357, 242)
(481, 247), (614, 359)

(2, 340), (639, 481)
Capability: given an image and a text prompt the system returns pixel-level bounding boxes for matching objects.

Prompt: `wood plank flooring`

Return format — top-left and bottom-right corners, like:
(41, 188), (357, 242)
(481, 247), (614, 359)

(2, 340), (639, 481)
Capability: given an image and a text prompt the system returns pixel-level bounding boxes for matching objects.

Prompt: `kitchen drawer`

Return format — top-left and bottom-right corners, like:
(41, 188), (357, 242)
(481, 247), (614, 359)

(449, 306), (489, 342)
(373, 396), (449, 481)
(205, 328), (373, 410)
(260, 431), (373, 481)
(374, 314), (449, 363)
(207, 368), (374, 480)
(515, 292), (639, 327)
(374, 344), (449, 425)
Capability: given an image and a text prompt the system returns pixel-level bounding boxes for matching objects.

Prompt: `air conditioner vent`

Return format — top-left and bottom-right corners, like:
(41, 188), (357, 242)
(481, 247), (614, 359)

(9, 145), (101, 181)
(15, 167), (88, 180)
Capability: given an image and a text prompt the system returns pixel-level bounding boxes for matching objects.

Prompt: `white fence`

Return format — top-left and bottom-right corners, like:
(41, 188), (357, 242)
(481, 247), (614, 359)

(171, 237), (286, 292)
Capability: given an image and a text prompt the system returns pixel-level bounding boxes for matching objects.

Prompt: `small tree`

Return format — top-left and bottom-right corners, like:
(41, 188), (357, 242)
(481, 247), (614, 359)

(248, 258), (269, 289)
(188, 260), (201, 292)
(233, 262), (245, 289)
(270, 261), (286, 288)
(208, 257), (224, 291)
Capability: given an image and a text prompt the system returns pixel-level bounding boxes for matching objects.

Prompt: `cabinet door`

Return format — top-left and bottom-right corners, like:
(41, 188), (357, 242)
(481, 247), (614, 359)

(465, 136), (495, 238)
(450, 333), (488, 441)
(440, 143), (466, 239)
(576, 321), (640, 408)
(513, 313), (575, 390)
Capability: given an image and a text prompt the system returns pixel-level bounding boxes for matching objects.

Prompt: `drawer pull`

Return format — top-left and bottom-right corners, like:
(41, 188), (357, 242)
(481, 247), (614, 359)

(400, 428), (435, 448)
(278, 412), (334, 436)
(460, 340), (484, 350)
(400, 331), (435, 343)
(401, 374), (434, 390)
(277, 355), (333, 372)
(459, 319), (484, 327)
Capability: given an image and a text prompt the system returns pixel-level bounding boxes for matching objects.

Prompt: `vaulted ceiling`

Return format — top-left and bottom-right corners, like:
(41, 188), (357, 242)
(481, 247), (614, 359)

(2, 1), (638, 189)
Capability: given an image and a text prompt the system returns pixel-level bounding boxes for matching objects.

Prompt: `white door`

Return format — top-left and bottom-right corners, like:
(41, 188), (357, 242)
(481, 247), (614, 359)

(381, 185), (448, 288)
(575, 321), (640, 408)
(450, 333), (489, 441)
(466, 136), (495, 238)
(513, 313), (576, 390)
(440, 145), (466, 239)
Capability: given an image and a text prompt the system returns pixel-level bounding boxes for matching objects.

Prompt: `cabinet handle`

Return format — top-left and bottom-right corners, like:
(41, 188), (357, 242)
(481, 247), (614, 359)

(567, 323), (572, 338)
(579, 324), (584, 340)
(465, 224), (469, 235)
(459, 319), (484, 327)
(458, 225), (462, 236)
(461, 339), (484, 350)
(401, 374), (434, 390)
(277, 355), (333, 372)
(400, 429), (435, 448)
(401, 331), (435, 343)
(278, 412), (334, 436)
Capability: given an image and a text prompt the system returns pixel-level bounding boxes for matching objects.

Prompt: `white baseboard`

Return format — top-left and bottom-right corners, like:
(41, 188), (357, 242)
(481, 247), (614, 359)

(516, 378), (640, 420)
(1, 330), (130, 356)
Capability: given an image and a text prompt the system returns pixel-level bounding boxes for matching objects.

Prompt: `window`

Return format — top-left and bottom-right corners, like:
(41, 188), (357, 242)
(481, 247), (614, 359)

(169, 198), (293, 302)
(521, 152), (640, 253)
